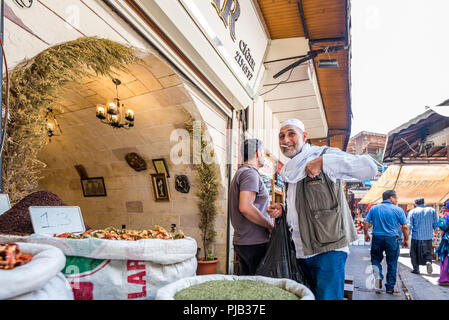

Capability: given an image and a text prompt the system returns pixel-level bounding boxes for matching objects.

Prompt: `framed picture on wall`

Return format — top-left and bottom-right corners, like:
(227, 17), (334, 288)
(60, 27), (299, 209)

(81, 177), (107, 197)
(152, 158), (170, 178)
(150, 173), (170, 202)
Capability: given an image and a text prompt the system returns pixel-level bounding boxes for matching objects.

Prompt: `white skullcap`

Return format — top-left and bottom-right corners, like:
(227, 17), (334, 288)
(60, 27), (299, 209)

(280, 119), (305, 133)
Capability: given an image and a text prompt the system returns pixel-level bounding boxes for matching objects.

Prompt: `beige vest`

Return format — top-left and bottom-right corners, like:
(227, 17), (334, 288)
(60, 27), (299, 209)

(293, 152), (357, 256)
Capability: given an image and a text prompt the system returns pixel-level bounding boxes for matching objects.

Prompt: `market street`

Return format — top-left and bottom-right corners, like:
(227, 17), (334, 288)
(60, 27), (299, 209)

(346, 242), (449, 300)
(346, 245), (405, 300)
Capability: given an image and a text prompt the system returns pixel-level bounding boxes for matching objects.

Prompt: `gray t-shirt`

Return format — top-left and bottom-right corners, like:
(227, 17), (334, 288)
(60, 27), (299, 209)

(229, 165), (271, 245)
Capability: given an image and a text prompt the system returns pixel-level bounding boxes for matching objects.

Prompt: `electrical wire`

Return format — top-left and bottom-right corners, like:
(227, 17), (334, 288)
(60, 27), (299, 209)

(14, 0), (33, 8)
(259, 66), (295, 97)
(0, 34), (9, 156)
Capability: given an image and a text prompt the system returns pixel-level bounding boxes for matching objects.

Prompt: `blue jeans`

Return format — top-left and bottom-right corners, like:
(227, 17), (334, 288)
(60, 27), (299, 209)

(370, 235), (401, 290)
(297, 251), (348, 300)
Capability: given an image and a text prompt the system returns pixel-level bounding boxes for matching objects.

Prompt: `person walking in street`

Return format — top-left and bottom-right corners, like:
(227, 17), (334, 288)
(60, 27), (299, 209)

(229, 139), (273, 275)
(436, 214), (449, 285)
(440, 200), (449, 218)
(363, 190), (409, 294)
(407, 197), (438, 275)
(266, 118), (378, 300)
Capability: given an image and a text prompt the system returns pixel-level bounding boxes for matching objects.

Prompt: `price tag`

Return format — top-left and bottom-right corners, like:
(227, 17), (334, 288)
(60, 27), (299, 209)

(0, 194), (11, 215)
(29, 206), (86, 235)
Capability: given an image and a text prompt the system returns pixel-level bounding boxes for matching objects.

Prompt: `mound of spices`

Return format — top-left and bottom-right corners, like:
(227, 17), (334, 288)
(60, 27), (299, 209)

(0, 191), (90, 236)
(56, 225), (186, 240)
(174, 280), (300, 300)
(0, 243), (33, 270)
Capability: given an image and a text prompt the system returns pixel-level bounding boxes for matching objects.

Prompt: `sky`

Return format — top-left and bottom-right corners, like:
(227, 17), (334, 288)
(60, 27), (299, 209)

(350, 0), (449, 137)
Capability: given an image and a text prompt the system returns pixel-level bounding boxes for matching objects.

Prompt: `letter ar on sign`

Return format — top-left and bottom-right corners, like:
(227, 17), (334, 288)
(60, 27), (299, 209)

(211, 0), (241, 41)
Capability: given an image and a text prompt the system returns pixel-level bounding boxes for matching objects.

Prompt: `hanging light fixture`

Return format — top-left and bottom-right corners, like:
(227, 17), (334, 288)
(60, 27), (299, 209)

(45, 107), (62, 142)
(96, 78), (134, 129)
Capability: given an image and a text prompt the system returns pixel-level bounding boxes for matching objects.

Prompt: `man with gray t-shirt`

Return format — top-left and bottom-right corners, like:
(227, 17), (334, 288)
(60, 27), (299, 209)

(229, 139), (273, 275)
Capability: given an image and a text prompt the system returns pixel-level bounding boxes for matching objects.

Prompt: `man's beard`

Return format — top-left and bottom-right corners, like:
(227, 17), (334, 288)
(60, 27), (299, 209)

(281, 144), (303, 159)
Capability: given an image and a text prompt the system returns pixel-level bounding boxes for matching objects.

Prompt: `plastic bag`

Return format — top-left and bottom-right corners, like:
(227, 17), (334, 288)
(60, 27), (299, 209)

(255, 212), (308, 287)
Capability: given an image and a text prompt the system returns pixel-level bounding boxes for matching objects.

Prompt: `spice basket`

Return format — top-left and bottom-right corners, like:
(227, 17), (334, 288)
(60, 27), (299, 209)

(155, 274), (315, 300)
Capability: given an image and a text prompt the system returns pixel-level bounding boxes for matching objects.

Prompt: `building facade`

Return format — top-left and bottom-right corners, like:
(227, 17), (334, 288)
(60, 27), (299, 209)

(2, 0), (352, 274)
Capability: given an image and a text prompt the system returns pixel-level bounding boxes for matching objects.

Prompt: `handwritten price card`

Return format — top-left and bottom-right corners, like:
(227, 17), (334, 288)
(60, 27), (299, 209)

(29, 206), (86, 235)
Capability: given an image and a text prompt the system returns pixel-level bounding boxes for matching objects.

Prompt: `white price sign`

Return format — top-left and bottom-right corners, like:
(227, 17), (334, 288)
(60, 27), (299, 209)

(0, 194), (11, 215)
(29, 206), (86, 235)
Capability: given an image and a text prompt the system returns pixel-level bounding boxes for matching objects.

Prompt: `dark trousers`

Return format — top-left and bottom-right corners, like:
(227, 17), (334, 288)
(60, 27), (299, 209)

(233, 243), (268, 275)
(410, 239), (433, 271)
(297, 251), (348, 300)
(370, 235), (401, 291)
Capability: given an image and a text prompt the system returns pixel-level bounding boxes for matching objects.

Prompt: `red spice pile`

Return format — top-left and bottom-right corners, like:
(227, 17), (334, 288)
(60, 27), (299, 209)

(0, 191), (89, 236)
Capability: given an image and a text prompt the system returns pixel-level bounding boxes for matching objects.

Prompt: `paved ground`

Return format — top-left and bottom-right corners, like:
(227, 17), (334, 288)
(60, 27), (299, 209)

(397, 248), (449, 300)
(346, 236), (449, 300)
(346, 245), (405, 300)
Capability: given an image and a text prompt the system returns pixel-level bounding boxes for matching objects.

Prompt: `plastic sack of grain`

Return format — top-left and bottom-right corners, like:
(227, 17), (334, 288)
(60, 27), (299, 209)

(21, 234), (197, 300)
(0, 242), (73, 300)
(155, 274), (315, 300)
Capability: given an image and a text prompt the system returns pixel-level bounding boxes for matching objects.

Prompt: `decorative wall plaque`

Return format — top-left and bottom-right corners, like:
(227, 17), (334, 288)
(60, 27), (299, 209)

(125, 152), (147, 172)
(175, 175), (190, 194)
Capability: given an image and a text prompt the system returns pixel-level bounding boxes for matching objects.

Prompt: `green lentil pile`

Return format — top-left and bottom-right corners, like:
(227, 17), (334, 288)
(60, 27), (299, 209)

(174, 280), (300, 300)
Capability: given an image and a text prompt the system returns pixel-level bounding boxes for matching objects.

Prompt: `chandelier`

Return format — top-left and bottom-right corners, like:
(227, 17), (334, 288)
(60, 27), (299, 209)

(96, 78), (135, 129)
(46, 107), (62, 142)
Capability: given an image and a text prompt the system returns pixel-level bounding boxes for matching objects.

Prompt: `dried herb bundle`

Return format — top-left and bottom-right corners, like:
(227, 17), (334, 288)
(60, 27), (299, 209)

(2, 37), (139, 204)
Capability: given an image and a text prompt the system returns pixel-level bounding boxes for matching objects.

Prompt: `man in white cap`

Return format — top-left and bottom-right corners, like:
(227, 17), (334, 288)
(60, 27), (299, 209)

(267, 118), (378, 300)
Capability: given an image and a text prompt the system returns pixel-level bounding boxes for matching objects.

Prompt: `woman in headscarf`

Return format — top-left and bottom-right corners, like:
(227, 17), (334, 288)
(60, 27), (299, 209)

(440, 200), (449, 218)
(436, 200), (449, 285)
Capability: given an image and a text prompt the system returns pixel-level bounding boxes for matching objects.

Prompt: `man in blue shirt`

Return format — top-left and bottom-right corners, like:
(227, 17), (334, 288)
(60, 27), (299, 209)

(407, 197), (438, 275)
(363, 190), (410, 294)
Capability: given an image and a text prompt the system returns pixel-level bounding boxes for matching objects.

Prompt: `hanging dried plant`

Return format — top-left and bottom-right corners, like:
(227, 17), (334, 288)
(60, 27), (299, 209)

(2, 37), (140, 204)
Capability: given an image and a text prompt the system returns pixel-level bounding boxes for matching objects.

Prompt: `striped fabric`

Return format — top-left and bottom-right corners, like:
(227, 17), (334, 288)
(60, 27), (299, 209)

(407, 205), (439, 240)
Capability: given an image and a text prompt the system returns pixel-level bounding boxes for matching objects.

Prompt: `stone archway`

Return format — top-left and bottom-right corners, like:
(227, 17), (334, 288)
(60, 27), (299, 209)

(2, 37), (138, 205)
(26, 39), (230, 272)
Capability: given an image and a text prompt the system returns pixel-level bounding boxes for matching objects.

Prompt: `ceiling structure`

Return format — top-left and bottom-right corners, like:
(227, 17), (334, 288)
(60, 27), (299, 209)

(257, 0), (351, 150)
(383, 109), (449, 164)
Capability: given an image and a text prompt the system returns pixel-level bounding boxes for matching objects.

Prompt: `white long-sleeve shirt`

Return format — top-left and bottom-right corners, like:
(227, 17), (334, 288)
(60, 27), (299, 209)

(284, 145), (378, 259)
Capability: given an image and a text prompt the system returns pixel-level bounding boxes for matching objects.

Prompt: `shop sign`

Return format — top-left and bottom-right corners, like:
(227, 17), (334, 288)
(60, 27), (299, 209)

(180, 0), (268, 97)
(29, 206), (86, 235)
(276, 162), (284, 174)
(259, 157), (274, 177)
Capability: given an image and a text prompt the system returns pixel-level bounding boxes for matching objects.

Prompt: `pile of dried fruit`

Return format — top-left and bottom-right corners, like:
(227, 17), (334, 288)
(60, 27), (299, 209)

(55, 225), (186, 241)
(0, 243), (33, 270)
(174, 280), (300, 300)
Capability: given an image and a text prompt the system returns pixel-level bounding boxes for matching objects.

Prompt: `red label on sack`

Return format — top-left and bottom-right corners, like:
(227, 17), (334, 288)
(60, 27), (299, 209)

(70, 281), (94, 300)
(127, 260), (147, 299)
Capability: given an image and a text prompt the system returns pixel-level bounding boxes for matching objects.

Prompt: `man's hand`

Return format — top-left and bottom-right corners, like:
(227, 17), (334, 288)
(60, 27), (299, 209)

(267, 203), (282, 219)
(364, 234), (371, 242)
(305, 156), (323, 179)
(401, 239), (409, 248)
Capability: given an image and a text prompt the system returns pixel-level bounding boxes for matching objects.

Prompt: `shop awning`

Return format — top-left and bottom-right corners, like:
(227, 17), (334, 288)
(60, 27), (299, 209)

(360, 165), (449, 205)
(349, 189), (368, 199)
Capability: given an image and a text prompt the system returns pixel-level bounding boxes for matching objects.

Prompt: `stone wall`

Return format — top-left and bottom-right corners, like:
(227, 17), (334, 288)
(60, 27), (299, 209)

(37, 54), (230, 274)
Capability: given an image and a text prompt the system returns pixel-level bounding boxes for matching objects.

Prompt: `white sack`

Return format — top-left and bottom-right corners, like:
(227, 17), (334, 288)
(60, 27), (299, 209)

(0, 242), (72, 300)
(27, 234), (197, 264)
(11, 272), (74, 300)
